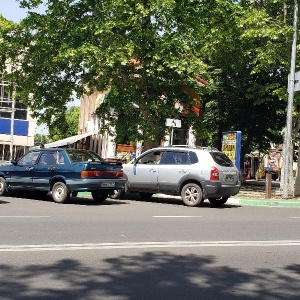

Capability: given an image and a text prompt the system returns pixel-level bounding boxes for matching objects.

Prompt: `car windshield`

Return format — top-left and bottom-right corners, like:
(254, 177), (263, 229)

(67, 149), (104, 163)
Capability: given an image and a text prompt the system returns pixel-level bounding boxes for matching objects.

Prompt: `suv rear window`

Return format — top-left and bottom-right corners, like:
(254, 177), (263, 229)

(210, 151), (234, 167)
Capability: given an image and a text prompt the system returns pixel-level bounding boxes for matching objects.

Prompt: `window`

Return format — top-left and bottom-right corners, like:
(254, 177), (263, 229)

(17, 151), (40, 165)
(189, 151), (198, 164)
(137, 151), (163, 164)
(162, 151), (190, 165)
(210, 151), (234, 167)
(38, 153), (57, 165)
(67, 149), (103, 162)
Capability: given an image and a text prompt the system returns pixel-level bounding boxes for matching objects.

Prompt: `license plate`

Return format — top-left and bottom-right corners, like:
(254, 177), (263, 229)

(101, 182), (115, 187)
(225, 175), (234, 182)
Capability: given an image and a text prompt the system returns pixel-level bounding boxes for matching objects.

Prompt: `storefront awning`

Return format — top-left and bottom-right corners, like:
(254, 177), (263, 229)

(45, 132), (92, 148)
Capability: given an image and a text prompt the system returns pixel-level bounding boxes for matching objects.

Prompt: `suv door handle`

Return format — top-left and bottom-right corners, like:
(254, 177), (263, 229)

(48, 167), (56, 171)
(149, 169), (156, 173)
(26, 167), (34, 171)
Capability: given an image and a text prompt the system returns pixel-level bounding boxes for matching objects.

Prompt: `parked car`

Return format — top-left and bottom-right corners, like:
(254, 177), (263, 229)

(112, 146), (241, 207)
(0, 148), (126, 203)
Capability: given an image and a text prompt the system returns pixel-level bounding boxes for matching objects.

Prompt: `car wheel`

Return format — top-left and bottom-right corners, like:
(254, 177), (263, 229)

(92, 191), (108, 202)
(52, 182), (70, 203)
(71, 191), (78, 198)
(181, 183), (203, 207)
(110, 189), (125, 199)
(208, 197), (229, 206)
(0, 177), (7, 196)
(139, 192), (153, 199)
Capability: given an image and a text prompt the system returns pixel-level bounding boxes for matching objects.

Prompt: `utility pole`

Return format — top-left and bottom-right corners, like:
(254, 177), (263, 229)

(10, 96), (15, 161)
(283, 1), (298, 199)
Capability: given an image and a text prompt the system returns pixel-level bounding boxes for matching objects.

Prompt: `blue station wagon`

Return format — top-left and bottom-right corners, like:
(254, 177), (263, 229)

(0, 148), (126, 203)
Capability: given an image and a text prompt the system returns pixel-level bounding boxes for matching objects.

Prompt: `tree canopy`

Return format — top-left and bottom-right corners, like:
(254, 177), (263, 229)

(0, 0), (298, 153)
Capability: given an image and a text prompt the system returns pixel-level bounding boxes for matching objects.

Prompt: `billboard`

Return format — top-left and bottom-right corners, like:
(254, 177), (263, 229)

(222, 131), (242, 170)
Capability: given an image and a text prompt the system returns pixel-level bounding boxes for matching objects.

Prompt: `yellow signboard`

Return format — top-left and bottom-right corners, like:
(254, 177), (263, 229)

(222, 132), (237, 163)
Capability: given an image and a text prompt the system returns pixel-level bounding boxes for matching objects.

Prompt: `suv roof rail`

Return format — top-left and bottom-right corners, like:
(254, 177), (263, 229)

(168, 145), (220, 151)
(201, 146), (219, 151)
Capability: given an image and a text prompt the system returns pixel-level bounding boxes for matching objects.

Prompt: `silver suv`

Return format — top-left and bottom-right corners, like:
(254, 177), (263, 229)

(115, 146), (241, 207)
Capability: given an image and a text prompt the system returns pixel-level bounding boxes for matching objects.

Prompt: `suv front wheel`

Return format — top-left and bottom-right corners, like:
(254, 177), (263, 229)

(181, 183), (203, 207)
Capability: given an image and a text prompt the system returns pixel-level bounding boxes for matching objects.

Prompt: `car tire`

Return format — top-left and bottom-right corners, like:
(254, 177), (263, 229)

(52, 182), (70, 203)
(0, 177), (7, 196)
(139, 192), (153, 199)
(71, 191), (78, 198)
(92, 191), (108, 202)
(181, 183), (203, 207)
(208, 197), (229, 206)
(110, 189), (125, 199)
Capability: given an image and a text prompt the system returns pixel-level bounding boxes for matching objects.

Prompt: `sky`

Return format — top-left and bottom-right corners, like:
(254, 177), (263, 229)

(0, 0), (45, 22)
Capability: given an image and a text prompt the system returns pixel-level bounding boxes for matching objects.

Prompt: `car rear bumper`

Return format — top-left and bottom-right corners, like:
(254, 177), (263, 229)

(66, 178), (126, 192)
(203, 181), (241, 198)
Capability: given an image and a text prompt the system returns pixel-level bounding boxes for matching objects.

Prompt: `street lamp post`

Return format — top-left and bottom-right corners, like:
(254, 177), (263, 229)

(283, 0), (298, 199)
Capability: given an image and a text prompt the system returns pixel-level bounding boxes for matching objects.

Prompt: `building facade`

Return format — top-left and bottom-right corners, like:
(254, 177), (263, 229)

(0, 74), (35, 161)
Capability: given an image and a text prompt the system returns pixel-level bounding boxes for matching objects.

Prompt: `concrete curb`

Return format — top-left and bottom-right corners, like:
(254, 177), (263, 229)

(229, 197), (300, 207)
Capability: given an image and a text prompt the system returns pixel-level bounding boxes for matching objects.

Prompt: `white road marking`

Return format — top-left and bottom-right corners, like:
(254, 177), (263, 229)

(289, 217), (300, 219)
(0, 240), (300, 252)
(153, 216), (203, 218)
(0, 216), (50, 218)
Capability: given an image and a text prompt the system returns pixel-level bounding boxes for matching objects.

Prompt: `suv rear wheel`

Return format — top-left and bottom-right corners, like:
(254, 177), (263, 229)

(181, 183), (203, 207)
(110, 189), (125, 199)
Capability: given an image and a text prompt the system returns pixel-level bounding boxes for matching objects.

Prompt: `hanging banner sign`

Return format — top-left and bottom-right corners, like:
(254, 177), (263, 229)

(222, 131), (242, 170)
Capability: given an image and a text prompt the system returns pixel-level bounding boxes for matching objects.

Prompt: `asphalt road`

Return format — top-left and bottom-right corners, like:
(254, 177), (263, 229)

(1, 193), (300, 300)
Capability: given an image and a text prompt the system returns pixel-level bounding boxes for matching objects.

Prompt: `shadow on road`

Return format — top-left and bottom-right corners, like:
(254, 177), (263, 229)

(3, 192), (128, 206)
(0, 251), (299, 299)
(0, 199), (10, 204)
(115, 193), (241, 209)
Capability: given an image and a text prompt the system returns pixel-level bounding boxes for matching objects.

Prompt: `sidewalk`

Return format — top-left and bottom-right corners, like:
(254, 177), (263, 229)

(230, 180), (300, 207)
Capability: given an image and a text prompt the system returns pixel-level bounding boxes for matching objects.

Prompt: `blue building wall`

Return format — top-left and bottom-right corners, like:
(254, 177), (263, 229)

(0, 118), (29, 136)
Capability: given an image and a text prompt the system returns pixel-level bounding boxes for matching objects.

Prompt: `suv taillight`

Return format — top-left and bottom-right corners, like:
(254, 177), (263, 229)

(210, 166), (219, 181)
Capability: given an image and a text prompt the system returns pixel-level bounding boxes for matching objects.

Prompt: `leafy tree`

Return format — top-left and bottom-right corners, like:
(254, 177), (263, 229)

(0, 0), (297, 156)
(0, 0), (211, 149)
(196, 0), (295, 157)
(48, 106), (80, 141)
(34, 133), (49, 146)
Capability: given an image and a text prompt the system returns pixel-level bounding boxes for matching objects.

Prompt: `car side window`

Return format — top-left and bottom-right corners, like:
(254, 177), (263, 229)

(17, 151), (41, 166)
(38, 153), (57, 165)
(189, 151), (198, 164)
(137, 151), (162, 164)
(162, 151), (189, 165)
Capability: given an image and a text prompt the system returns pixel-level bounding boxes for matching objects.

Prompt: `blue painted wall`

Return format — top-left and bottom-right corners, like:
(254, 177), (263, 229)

(0, 118), (29, 136)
